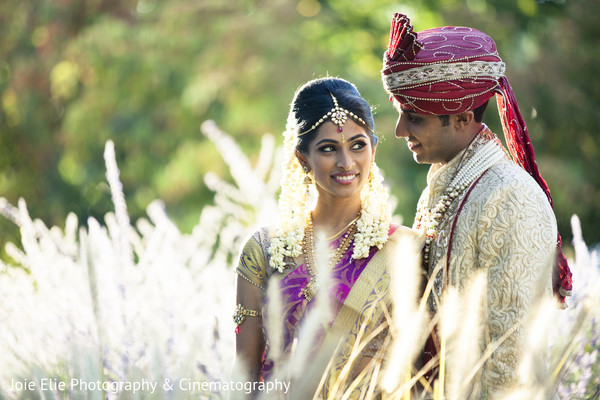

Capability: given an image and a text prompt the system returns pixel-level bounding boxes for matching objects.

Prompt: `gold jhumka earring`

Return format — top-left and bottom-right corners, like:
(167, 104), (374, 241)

(367, 162), (375, 192)
(302, 165), (312, 208)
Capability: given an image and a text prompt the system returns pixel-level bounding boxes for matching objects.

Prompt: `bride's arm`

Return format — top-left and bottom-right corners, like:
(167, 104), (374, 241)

(234, 275), (265, 383)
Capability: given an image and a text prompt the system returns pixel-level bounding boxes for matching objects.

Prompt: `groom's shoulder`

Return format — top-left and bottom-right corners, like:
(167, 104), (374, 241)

(477, 158), (553, 210)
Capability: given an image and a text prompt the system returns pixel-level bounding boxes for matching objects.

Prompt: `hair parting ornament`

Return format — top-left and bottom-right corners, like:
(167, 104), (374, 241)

(298, 93), (375, 137)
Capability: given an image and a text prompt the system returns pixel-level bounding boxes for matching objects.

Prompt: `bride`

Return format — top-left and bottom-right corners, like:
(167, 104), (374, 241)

(233, 77), (419, 399)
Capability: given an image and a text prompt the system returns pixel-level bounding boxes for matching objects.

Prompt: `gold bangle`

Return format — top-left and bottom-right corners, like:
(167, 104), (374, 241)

(233, 304), (261, 334)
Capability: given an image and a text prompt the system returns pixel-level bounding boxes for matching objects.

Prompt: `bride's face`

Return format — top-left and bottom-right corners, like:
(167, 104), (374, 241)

(300, 119), (376, 204)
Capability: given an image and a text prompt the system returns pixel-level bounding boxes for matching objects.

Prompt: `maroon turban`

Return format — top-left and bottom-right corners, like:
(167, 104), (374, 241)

(382, 13), (572, 305)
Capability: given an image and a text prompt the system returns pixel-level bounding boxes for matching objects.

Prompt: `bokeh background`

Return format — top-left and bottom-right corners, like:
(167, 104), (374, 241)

(1, 0), (599, 250)
(1, 1), (599, 398)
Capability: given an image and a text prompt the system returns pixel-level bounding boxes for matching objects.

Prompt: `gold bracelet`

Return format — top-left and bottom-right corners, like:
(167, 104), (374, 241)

(233, 304), (261, 334)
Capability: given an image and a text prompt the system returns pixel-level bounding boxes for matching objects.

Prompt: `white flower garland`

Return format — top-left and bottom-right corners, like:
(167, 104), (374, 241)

(268, 127), (391, 273)
(353, 161), (391, 259)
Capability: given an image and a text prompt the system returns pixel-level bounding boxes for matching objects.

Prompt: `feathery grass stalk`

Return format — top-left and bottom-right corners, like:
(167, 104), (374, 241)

(436, 332), (445, 400)
(103, 140), (133, 266)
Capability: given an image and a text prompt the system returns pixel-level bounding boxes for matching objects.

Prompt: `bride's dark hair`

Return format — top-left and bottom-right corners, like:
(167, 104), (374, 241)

(289, 77), (377, 153)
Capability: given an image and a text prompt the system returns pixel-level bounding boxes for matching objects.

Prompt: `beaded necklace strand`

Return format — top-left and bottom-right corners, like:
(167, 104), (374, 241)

(420, 139), (505, 266)
(301, 216), (357, 302)
(325, 214), (361, 241)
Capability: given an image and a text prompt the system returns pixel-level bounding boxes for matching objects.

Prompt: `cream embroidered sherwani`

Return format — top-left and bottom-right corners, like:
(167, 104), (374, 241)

(415, 128), (556, 399)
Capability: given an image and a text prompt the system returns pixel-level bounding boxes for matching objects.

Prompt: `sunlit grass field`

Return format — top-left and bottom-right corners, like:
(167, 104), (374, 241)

(0, 122), (598, 399)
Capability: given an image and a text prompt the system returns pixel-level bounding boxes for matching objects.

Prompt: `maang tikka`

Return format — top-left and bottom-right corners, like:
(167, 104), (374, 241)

(298, 93), (375, 137)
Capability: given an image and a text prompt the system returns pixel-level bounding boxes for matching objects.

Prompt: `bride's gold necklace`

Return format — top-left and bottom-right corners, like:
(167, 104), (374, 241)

(301, 215), (357, 302)
(325, 215), (361, 241)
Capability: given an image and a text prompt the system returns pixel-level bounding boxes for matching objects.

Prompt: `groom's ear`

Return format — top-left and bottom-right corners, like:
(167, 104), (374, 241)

(454, 111), (474, 129)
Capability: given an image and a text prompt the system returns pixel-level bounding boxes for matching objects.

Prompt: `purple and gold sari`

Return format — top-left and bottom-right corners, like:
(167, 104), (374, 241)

(236, 224), (417, 398)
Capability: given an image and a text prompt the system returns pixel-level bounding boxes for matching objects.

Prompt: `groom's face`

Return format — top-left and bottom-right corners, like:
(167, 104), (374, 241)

(393, 101), (465, 165)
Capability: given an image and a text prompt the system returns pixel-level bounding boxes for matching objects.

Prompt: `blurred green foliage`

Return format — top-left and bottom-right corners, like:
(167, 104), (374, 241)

(0, 0), (598, 247)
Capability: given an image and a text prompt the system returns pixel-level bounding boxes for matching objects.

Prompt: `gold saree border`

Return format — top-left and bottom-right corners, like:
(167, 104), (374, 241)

(314, 226), (418, 399)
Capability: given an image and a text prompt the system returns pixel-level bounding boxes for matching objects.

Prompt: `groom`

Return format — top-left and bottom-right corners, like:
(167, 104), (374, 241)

(381, 13), (572, 398)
